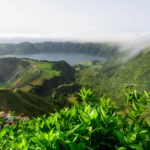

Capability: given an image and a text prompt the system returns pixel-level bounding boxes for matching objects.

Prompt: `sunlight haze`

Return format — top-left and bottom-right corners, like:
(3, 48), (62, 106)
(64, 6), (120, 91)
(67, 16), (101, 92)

(0, 0), (150, 41)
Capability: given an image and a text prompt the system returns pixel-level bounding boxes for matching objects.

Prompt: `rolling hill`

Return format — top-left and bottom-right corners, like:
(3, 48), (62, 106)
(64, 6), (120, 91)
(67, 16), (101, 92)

(0, 89), (55, 117)
(76, 47), (150, 102)
(0, 46), (150, 115)
(0, 57), (76, 116)
(0, 57), (75, 95)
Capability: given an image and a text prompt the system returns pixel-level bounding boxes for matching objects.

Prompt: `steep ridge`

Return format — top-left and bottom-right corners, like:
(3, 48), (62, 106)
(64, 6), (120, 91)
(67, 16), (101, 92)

(29, 60), (75, 96)
(76, 47), (150, 101)
(0, 58), (75, 94)
(0, 57), (30, 82)
(0, 57), (76, 116)
(0, 41), (120, 59)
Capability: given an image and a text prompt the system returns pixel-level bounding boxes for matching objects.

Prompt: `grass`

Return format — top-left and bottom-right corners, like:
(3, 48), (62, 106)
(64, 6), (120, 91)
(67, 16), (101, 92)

(76, 48), (150, 102)
(0, 89), (56, 117)
(9, 60), (60, 92)
(30, 61), (60, 85)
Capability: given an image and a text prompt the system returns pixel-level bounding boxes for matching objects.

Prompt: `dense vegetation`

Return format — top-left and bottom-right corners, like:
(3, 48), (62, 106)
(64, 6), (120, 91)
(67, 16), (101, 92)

(76, 48), (150, 102)
(0, 89), (56, 117)
(0, 87), (150, 149)
(0, 42), (150, 149)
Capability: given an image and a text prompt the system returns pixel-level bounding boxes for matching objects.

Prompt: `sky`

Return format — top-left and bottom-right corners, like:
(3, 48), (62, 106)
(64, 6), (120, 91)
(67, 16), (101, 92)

(0, 0), (150, 41)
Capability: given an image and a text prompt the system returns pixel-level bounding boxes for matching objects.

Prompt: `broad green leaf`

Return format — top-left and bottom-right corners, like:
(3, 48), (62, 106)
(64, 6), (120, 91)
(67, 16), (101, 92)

(129, 144), (143, 150)
(117, 147), (127, 150)
(126, 132), (137, 144)
(114, 130), (126, 145)
(77, 142), (86, 150)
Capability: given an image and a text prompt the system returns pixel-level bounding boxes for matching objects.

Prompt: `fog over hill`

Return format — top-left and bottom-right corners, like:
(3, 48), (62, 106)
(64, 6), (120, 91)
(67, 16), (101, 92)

(0, 32), (150, 43)
(0, 32), (150, 59)
(119, 33), (150, 59)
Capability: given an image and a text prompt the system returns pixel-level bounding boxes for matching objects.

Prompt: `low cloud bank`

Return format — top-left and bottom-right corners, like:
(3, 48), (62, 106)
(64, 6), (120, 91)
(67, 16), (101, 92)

(0, 32), (150, 59)
(119, 33), (150, 58)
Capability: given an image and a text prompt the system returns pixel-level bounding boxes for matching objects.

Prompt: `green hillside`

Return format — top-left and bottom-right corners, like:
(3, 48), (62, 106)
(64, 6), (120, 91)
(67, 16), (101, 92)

(1, 46), (149, 113)
(0, 89), (55, 117)
(0, 57), (76, 115)
(0, 41), (120, 59)
(1, 47), (150, 115)
(76, 48), (150, 102)
(0, 58), (75, 94)
(9, 60), (60, 92)
(0, 45), (150, 149)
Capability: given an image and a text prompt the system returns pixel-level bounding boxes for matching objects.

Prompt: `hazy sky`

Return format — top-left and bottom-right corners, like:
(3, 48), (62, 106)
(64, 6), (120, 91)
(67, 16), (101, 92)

(0, 0), (150, 41)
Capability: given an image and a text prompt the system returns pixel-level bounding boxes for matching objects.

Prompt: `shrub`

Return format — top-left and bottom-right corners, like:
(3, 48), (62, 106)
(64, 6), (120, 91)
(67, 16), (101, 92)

(0, 88), (150, 149)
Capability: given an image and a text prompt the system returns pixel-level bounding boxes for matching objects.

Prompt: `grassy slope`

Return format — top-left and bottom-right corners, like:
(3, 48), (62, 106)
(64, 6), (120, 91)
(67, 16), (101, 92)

(0, 58), (76, 116)
(8, 59), (60, 92)
(76, 48), (150, 102)
(0, 89), (55, 117)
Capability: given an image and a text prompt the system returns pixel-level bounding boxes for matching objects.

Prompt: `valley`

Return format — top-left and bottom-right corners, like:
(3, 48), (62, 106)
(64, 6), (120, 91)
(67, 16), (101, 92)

(0, 52), (104, 66)
(0, 57), (76, 116)
(0, 41), (119, 65)
(1, 0), (150, 149)
(0, 43), (150, 115)
(0, 41), (150, 149)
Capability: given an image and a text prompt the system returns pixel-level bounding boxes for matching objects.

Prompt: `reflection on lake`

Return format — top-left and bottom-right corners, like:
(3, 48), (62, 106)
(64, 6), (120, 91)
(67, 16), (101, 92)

(0, 52), (105, 65)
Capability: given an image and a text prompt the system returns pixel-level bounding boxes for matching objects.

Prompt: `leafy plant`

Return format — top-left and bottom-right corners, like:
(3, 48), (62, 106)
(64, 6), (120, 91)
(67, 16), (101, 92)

(0, 88), (150, 150)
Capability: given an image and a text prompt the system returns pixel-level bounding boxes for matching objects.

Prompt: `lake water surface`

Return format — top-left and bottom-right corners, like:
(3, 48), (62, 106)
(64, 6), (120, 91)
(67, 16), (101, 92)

(0, 52), (104, 65)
